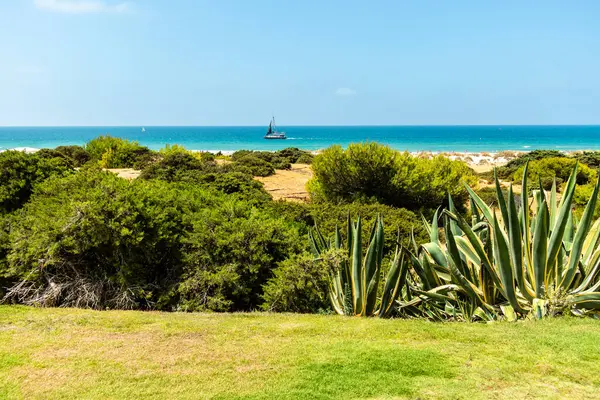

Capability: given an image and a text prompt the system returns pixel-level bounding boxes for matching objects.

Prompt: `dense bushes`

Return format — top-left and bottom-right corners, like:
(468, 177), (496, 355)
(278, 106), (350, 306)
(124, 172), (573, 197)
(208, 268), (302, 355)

(261, 252), (330, 313)
(178, 204), (303, 311)
(86, 135), (154, 168)
(573, 151), (600, 168)
(1, 167), (305, 311)
(139, 151), (213, 181)
(229, 148), (313, 177)
(496, 149), (567, 179)
(234, 155), (276, 177)
(309, 142), (477, 212)
(0, 138), (475, 314)
(513, 157), (595, 189)
(55, 145), (91, 167)
(3, 170), (195, 308)
(139, 151), (271, 203)
(0, 150), (73, 214)
(309, 143), (398, 204)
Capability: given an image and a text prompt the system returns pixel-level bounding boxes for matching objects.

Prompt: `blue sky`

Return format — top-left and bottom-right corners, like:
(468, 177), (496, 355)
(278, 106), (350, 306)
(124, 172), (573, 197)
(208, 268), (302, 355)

(1, 0), (599, 125)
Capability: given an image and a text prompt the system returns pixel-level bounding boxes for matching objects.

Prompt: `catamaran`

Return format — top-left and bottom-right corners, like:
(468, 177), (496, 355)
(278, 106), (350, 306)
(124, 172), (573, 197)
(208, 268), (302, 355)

(264, 117), (286, 139)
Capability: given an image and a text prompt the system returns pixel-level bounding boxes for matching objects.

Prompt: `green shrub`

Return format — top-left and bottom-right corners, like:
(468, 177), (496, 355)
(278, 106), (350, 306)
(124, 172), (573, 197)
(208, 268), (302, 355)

(231, 150), (253, 161)
(4, 169), (196, 309)
(573, 151), (600, 168)
(139, 151), (213, 181)
(0, 213), (12, 296)
(86, 135), (154, 168)
(234, 155), (275, 177)
(0, 151), (73, 214)
(392, 154), (477, 211)
(513, 157), (596, 189)
(200, 152), (216, 163)
(309, 142), (399, 204)
(158, 144), (215, 164)
(266, 201), (314, 236)
(140, 153), (271, 203)
(277, 148), (313, 163)
(574, 183), (600, 218)
(261, 252), (330, 313)
(55, 145), (91, 167)
(192, 171), (272, 204)
(309, 142), (477, 212)
(497, 150), (567, 179)
(271, 156), (292, 170)
(178, 205), (303, 311)
(229, 148), (313, 173)
(36, 148), (74, 166)
(296, 153), (314, 164)
(159, 144), (191, 156)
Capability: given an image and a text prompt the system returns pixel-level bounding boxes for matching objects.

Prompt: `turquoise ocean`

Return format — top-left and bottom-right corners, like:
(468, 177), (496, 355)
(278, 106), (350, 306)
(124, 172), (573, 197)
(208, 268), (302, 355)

(0, 125), (599, 153)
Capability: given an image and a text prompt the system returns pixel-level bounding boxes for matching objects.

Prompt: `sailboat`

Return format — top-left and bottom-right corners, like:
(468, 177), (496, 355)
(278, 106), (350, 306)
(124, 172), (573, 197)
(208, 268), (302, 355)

(141, 127), (146, 132)
(264, 117), (286, 139)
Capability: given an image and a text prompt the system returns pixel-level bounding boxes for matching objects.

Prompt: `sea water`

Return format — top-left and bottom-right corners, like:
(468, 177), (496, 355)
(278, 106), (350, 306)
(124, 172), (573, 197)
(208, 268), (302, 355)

(0, 125), (599, 152)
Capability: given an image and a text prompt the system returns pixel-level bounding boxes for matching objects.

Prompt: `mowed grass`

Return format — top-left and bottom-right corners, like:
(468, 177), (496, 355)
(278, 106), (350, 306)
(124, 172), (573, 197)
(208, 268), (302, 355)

(0, 307), (599, 399)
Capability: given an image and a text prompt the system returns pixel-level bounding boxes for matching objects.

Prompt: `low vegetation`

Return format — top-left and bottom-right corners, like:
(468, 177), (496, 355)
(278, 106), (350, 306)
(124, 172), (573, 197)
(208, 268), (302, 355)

(308, 142), (477, 212)
(1, 306), (600, 399)
(2, 140), (600, 321)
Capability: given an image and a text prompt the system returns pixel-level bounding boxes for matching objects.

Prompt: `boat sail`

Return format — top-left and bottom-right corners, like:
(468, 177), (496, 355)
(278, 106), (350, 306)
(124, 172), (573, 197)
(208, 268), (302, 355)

(264, 117), (286, 139)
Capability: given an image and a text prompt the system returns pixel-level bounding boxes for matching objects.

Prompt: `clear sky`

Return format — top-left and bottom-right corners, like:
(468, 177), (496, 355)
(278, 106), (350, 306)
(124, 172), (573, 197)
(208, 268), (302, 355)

(1, 0), (599, 126)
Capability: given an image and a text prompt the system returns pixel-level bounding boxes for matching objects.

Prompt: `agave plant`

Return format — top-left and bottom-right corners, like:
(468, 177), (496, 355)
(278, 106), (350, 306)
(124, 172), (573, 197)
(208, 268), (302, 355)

(309, 216), (408, 317)
(410, 163), (600, 319)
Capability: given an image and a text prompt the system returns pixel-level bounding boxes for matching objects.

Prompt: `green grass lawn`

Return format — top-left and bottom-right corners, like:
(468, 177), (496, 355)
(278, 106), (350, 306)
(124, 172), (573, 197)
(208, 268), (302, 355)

(1, 306), (599, 399)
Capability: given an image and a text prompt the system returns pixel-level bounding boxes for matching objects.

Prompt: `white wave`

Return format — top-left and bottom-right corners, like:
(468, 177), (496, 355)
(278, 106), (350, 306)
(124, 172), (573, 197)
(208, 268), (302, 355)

(0, 147), (40, 153)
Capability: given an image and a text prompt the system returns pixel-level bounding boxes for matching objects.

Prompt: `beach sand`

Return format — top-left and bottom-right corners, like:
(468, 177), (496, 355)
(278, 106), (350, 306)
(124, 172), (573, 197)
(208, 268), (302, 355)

(255, 163), (313, 202)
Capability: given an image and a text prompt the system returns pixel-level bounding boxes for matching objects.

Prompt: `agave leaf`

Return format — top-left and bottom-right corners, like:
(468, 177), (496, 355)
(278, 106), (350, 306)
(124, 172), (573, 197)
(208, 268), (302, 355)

(455, 236), (481, 266)
(309, 226), (328, 257)
(351, 217), (363, 314)
(422, 242), (449, 269)
(412, 284), (461, 301)
(444, 216), (472, 281)
(328, 289), (345, 315)
(492, 214), (527, 313)
(365, 218), (384, 315)
(334, 225), (342, 249)
(561, 175), (600, 290)
(494, 169), (509, 227)
(470, 196), (481, 225)
(443, 210), (504, 291)
(379, 250), (408, 317)
(532, 199), (549, 297)
(521, 162), (533, 278)
(507, 184), (534, 301)
(465, 183), (495, 224)
(411, 250), (442, 289)
(532, 298), (548, 319)
(564, 211), (575, 252)
(448, 195), (462, 237)
(430, 207), (440, 244)
(568, 292), (600, 310)
(546, 164), (578, 279)
(573, 252), (600, 293)
(473, 307), (495, 322)
(582, 219), (600, 265)
(500, 304), (517, 322)
(421, 214), (431, 237)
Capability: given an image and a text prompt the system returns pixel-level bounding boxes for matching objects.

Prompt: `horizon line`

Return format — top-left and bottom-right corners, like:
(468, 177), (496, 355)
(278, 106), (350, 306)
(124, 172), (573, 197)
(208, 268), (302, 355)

(2, 124), (600, 128)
